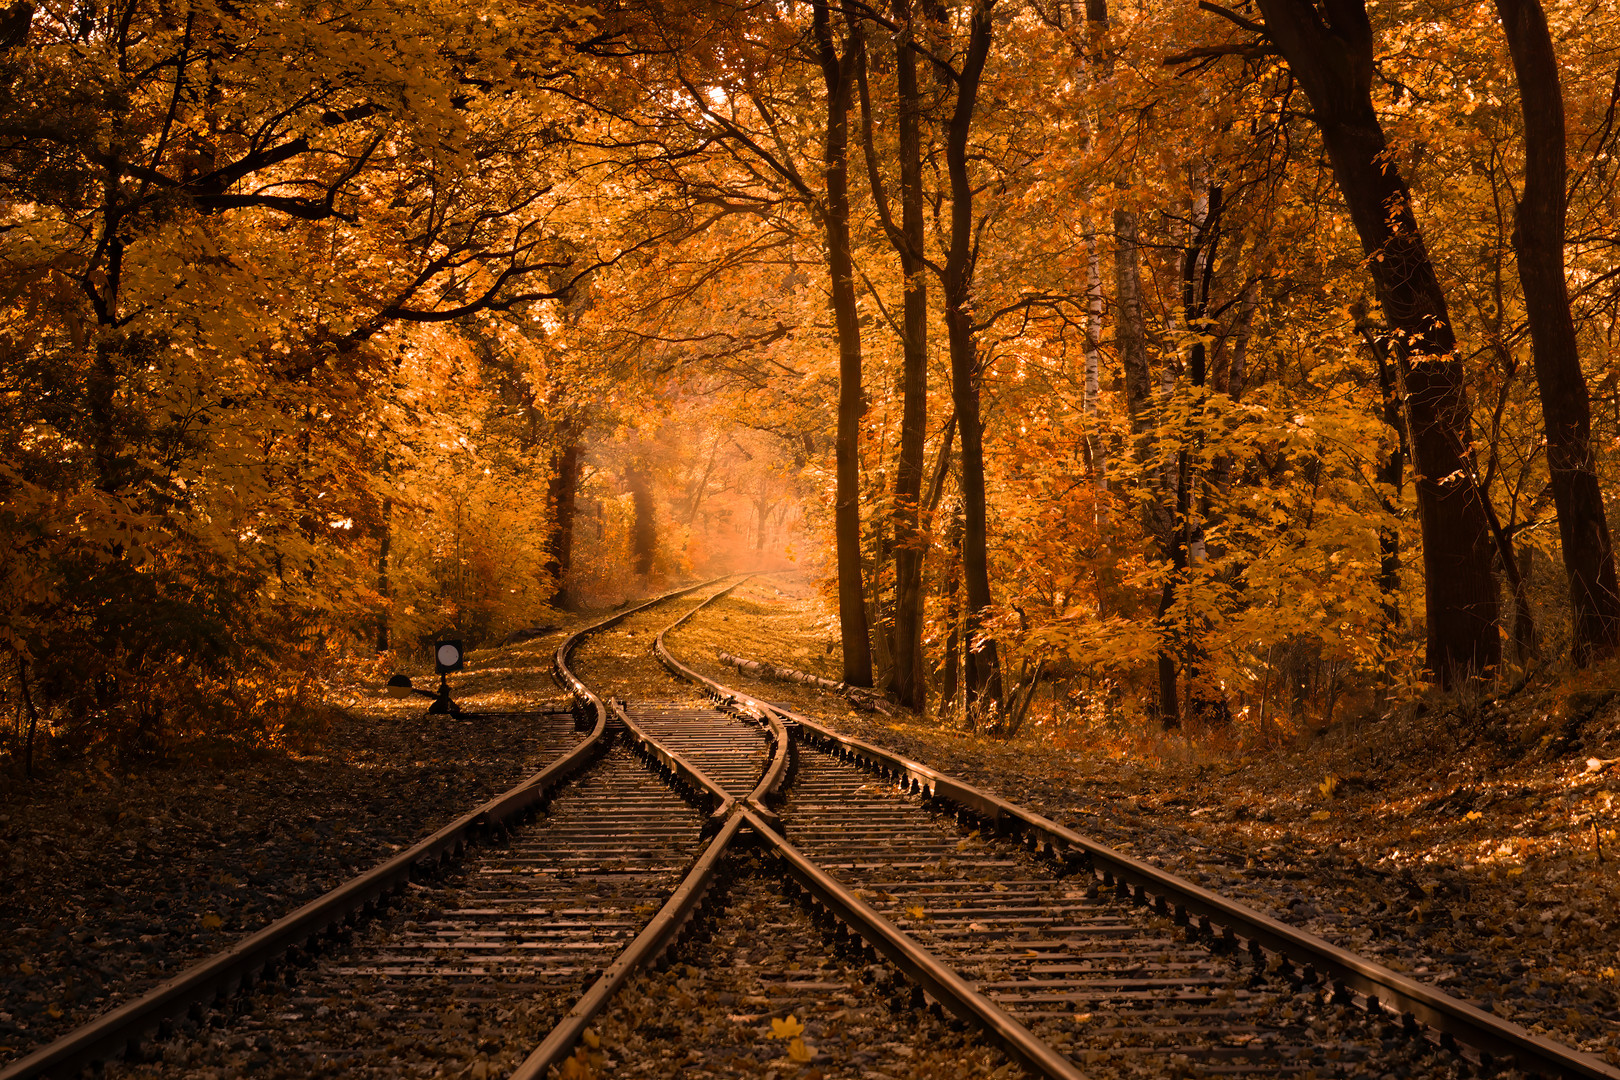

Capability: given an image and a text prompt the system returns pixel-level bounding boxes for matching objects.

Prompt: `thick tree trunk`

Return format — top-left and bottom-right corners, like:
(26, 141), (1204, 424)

(626, 464), (657, 575)
(1253, 0), (1501, 686)
(1114, 210), (1153, 438)
(891, 4), (929, 709)
(544, 431), (580, 609)
(939, 503), (964, 721)
(1493, 0), (1620, 664)
(856, 2), (928, 706)
(813, 0), (874, 687)
(941, 0), (1002, 717)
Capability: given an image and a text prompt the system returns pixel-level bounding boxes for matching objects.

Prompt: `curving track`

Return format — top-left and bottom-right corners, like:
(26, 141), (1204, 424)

(9, 575), (1619, 1080)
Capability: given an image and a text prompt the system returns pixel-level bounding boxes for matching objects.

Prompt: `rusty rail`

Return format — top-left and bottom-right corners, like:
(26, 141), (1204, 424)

(780, 708), (1620, 1080)
(0, 721), (610, 1080)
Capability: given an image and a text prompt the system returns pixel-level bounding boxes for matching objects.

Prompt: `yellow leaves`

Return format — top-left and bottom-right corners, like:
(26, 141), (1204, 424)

(768, 1015), (814, 1065)
(200, 913), (224, 930)
(1464, 810), (1484, 822)
(558, 1047), (600, 1080)
(17, 961), (35, 976)
(904, 903), (928, 921)
(1318, 774), (1339, 799)
(559, 1029), (606, 1078)
(1308, 810), (1332, 823)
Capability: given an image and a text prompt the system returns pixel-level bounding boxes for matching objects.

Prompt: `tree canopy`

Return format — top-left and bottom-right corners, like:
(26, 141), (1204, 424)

(5, 0), (1620, 759)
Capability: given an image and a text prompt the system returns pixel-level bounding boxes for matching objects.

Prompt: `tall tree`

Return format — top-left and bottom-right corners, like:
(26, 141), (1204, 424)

(940, 0), (1004, 716)
(1492, 0), (1620, 664)
(1196, 0), (1502, 685)
(812, 0), (877, 686)
(856, 0), (930, 707)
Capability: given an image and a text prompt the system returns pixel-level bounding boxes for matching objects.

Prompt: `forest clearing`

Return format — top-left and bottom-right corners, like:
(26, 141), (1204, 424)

(4, 0), (1620, 1074)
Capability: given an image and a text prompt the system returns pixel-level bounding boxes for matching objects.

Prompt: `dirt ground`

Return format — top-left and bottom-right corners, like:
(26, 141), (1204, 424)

(665, 574), (1620, 1066)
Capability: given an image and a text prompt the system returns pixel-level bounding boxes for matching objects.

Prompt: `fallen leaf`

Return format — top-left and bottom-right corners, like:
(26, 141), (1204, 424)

(770, 1015), (806, 1040)
(787, 1036), (813, 1064)
(200, 913), (223, 930)
(1309, 811), (1331, 823)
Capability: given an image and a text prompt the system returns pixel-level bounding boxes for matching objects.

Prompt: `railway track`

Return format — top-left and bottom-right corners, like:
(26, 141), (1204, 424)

(7, 575), (1618, 1080)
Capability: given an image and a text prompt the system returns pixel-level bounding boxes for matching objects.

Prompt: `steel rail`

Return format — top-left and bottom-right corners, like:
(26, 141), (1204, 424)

(649, 584), (792, 815)
(767, 703), (1620, 1080)
(507, 575), (765, 1076)
(0, 723), (610, 1080)
(518, 586), (777, 1075)
(737, 808), (1086, 1080)
(646, 596), (1619, 1079)
(628, 607), (1087, 1080)
(610, 698), (737, 831)
(610, 715), (1084, 1080)
(507, 811), (748, 1080)
(551, 575), (729, 719)
(0, 577), (733, 1080)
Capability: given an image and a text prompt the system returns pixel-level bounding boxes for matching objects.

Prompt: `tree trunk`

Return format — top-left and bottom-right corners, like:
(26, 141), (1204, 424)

(544, 430), (581, 609)
(1360, 320), (1409, 631)
(1084, 225), (1105, 484)
(376, 496), (392, 652)
(1493, 0), (1620, 664)
(1114, 210), (1153, 438)
(1252, 0), (1501, 686)
(16, 652), (39, 781)
(939, 503), (964, 720)
(813, 0), (874, 687)
(627, 463), (657, 575)
(892, 0), (929, 709)
(941, 0), (1002, 718)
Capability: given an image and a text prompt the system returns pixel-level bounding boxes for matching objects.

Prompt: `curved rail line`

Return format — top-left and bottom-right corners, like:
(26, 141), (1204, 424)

(637, 598), (1620, 1080)
(18, 575), (1618, 1080)
(0, 578), (735, 1080)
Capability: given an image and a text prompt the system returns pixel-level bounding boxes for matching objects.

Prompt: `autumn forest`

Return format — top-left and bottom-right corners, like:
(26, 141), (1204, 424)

(5, 0), (1620, 762)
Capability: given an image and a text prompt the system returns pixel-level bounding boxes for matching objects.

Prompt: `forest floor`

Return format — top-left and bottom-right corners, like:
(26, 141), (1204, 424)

(0, 610), (597, 1068)
(4, 575), (1619, 1074)
(665, 574), (1620, 1066)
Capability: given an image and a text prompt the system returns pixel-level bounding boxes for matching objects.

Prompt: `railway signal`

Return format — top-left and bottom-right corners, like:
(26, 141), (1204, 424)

(385, 639), (464, 717)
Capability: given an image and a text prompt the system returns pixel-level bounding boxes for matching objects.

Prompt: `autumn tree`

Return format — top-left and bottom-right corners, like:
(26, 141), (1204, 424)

(1185, 0), (1502, 686)
(1490, 0), (1620, 664)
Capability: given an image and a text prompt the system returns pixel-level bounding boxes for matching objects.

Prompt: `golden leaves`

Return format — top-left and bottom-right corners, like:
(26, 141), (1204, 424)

(768, 1014), (814, 1065)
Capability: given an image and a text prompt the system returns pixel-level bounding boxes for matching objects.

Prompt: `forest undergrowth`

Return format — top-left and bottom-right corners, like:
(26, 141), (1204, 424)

(669, 576), (1620, 1063)
(0, 617), (591, 1068)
